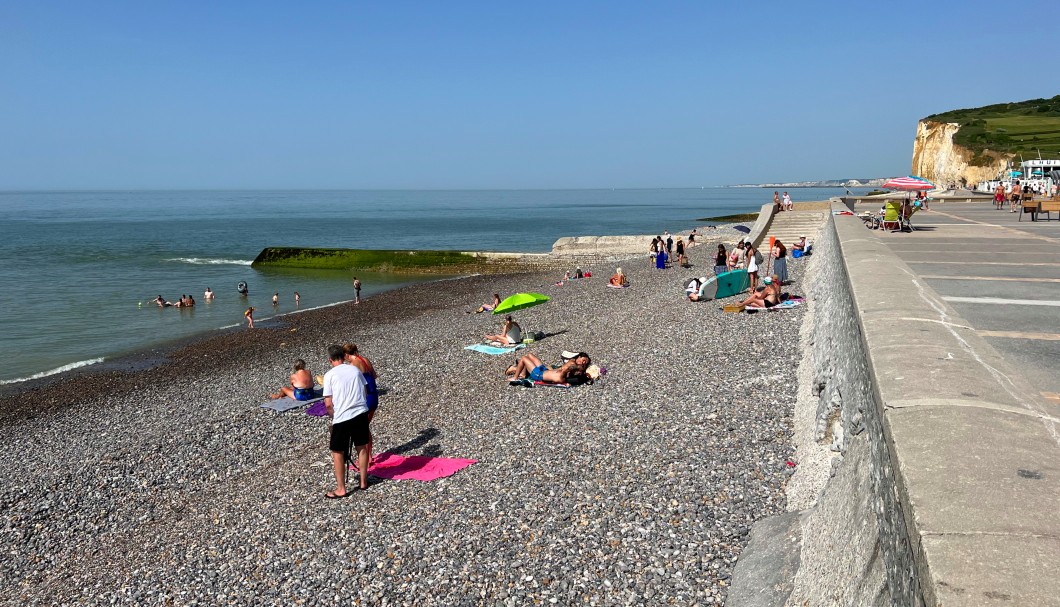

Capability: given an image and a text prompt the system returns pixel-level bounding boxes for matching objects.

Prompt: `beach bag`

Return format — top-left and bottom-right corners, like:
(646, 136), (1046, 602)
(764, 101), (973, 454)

(792, 250), (803, 259)
(754, 250), (764, 265)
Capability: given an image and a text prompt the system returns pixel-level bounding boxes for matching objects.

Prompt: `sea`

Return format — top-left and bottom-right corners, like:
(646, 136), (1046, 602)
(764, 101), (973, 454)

(0, 188), (867, 384)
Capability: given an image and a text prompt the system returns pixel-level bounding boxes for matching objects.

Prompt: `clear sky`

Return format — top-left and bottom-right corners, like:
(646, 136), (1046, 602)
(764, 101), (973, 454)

(1, 1), (1056, 190)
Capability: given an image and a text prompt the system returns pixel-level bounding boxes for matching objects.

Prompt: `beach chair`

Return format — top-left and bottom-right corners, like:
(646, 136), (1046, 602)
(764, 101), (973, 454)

(903, 204), (920, 231)
(881, 201), (903, 232)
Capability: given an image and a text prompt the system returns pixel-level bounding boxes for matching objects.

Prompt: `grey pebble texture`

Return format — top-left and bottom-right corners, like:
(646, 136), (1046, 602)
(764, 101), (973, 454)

(0, 231), (806, 606)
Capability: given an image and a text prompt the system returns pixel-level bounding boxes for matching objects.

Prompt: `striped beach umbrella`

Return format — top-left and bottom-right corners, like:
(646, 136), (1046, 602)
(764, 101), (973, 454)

(882, 175), (935, 191)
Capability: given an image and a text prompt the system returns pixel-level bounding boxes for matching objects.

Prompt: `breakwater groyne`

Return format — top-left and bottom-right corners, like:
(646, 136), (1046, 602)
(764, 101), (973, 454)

(251, 247), (567, 274)
(731, 201), (1059, 606)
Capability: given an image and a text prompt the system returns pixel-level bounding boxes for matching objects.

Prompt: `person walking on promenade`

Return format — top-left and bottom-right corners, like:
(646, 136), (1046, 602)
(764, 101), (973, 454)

(323, 344), (369, 498)
(994, 184), (1005, 209)
(244, 306), (255, 328)
(353, 277), (362, 304)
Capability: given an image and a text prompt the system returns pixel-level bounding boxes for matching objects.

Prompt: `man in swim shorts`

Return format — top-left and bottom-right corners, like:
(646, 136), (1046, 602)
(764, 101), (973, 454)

(323, 344), (369, 498)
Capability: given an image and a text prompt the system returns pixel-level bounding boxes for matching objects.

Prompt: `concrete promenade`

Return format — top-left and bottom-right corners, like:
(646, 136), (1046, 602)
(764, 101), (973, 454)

(853, 200), (1060, 404)
(775, 201), (1059, 606)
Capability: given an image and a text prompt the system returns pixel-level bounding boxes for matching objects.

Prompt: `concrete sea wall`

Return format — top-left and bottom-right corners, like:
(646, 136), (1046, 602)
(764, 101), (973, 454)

(732, 203), (1060, 606)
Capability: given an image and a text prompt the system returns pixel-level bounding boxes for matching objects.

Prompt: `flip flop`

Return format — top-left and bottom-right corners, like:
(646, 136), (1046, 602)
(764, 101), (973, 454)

(325, 490), (351, 499)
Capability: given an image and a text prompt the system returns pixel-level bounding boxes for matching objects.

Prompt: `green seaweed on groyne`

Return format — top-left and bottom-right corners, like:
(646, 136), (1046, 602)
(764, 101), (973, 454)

(251, 247), (563, 274)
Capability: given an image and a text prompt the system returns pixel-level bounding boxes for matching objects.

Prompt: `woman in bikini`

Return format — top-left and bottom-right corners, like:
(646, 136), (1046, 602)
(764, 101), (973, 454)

(738, 275), (781, 308)
(269, 359), (315, 400)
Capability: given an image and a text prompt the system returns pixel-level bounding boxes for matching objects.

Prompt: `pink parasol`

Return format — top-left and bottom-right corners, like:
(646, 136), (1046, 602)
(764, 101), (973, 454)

(882, 176), (935, 191)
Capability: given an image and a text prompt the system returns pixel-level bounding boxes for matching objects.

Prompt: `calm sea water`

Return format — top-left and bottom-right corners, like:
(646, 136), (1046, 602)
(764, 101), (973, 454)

(0, 188), (863, 383)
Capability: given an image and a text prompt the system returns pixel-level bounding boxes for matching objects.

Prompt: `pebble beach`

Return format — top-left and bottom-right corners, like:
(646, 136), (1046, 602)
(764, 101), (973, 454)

(0, 230), (807, 606)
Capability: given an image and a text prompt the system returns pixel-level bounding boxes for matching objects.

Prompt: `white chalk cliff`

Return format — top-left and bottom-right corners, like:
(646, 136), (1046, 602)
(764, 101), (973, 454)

(911, 120), (1010, 186)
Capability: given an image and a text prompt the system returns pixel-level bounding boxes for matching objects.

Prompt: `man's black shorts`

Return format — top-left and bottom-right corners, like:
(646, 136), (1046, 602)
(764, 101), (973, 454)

(330, 411), (370, 452)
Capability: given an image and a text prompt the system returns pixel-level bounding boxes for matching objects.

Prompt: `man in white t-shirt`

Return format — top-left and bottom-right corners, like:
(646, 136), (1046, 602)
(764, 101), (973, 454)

(322, 344), (368, 498)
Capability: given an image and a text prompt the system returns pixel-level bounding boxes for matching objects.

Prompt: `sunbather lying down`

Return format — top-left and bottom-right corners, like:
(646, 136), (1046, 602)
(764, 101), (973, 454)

(505, 352), (591, 384)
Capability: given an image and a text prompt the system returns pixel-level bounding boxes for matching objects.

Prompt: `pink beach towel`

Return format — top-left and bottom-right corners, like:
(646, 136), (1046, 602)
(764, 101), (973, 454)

(349, 452), (477, 481)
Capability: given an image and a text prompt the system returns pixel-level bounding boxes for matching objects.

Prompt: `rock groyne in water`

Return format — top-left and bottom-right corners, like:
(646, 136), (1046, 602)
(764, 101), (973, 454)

(251, 247), (565, 274)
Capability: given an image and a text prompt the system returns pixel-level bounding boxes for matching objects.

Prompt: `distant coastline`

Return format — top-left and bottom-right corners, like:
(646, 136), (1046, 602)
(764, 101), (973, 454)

(727, 179), (886, 188)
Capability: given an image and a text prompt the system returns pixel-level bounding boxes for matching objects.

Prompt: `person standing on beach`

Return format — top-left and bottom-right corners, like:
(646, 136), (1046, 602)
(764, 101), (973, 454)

(772, 240), (789, 285)
(353, 277), (362, 304)
(728, 242), (744, 272)
(244, 306), (255, 328)
(323, 344), (370, 498)
(665, 232), (674, 257)
(344, 343), (379, 466)
(745, 242), (760, 292)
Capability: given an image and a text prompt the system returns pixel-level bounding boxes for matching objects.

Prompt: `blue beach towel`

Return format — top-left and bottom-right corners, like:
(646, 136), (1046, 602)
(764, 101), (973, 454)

(464, 343), (526, 356)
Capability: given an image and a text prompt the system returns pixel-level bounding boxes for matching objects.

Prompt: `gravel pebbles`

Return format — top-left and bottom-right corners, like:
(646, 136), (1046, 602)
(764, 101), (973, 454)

(0, 232), (807, 606)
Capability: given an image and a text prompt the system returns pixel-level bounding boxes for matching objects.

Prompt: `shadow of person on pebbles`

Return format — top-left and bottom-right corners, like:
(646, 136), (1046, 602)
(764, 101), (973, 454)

(532, 329), (568, 343)
(388, 427), (442, 455)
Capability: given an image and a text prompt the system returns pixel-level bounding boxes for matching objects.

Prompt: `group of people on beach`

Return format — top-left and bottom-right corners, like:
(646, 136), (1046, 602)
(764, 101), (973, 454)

(269, 343), (379, 499)
(649, 231), (690, 269)
(687, 234), (808, 302)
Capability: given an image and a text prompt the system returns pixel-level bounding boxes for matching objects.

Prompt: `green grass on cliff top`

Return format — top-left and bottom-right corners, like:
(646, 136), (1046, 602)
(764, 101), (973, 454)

(924, 96), (1060, 159)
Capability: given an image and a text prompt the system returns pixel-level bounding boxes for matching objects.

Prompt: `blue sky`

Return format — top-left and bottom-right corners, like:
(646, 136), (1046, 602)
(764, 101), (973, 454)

(1, 1), (1056, 189)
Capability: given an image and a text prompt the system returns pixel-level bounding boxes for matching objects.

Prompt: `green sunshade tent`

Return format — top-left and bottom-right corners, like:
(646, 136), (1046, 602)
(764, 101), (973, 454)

(492, 292), (550, 315)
